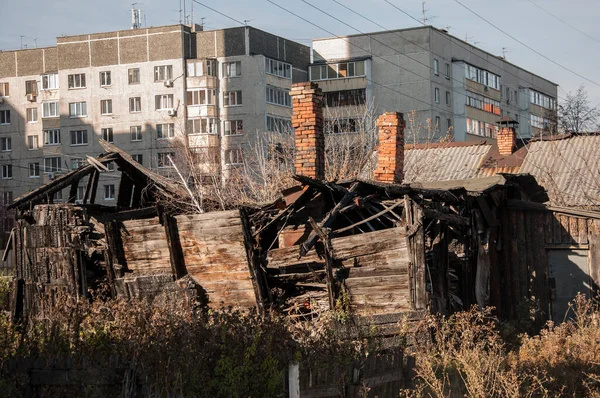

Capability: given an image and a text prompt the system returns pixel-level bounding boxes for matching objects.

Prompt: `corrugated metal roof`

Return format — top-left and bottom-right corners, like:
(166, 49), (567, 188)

(519, 135), (600, 207)
(404, 143), (493, 183)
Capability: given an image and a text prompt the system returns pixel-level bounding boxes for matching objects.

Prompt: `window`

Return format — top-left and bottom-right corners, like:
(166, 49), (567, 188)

(26, 108), (38, 123)
(41, 74), (59, 90)
(223, 120), (243, 136)
(44, 129), (61, 145)
(129, 97), (141, 113)
(514, 90), (518, 103)
(465, 64), (500, 90)
(70, 130), (88, 146)
(530, 114), (551, 129)
(187, 60), (204, 77)
(506, 87), (510, 101)
(128, 68), (140, 84)
(44, 157), (62, 173)
(2, 192), (13, 206)
(101, 128), (114, 143)
(434, 59), (439, 75)
(25, 80), (38, 95)
(445, 63), (450, 79)
(445, 91), (451, 106)
(157, 123), (175, 139)
(187, 89), (216, 105)
(466, 91), (501, 115)
(446, 118), (452, 132)
(1, 165), (12, 179)
(223, 91), (242, 107)
(69, 101), (87, 117)
(266, 115), (292, 134)
(68, 73), (86, 89)
(27, 135), (39, 150)
(225, 149), (243, 165)
(100, 99), (112, 115)
(75, 186), (85, 204)
(0, 110), (11, 125)
(53, 190), (63, 202)
(0, 82), (8, 96)
(466, 119), (498, 137)
(191, 147), (220, 165)
(42, 101), (59, 118)
(132, 154), (143, 165)
(530, 90), (556, 110)
(100, 71), (111, 86)
(0, 137), (11, 152)
(435, 116), (441, 131)
(28, 162), (40, 178)
(154, 65), (173, 82)
(155, 94), (174, 110)
(157, 152), (174, 168)
(325, 118), (358, 134)
(266, 58), (292, 79)
(309, 60), (365, 81)
(71, 157), (85, 170)
(434, 88), (440, 104)
(266, 86), (291, 107)
(223, 61), (241, 77)
(130, 126), (142, 141)
(104, 184), (115, 200)
(187, 118), (218, 135)
(106, 162), (115, 172)
(324, 89), (366, 107)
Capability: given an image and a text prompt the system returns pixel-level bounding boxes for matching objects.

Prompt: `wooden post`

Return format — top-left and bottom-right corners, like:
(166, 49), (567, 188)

(240, 207), (270, 314)
(308, 217), (336, 310)
(405, 196), (426, 311)
(117, 174), (135, 209)
(104, 221), (127, 279)
(68, 181), (79, 203)
(83, 170), (99, 205)
(160, 211), (187, 279)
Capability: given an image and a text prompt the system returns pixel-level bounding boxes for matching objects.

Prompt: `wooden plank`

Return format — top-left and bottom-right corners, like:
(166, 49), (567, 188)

(589, 220), (600, 299)
(267, 246), (323, 268)
(307, 217), (335, 310)
(560, 215), (572, 244)
(579, 218), (589, 245)
(569, 216), (579, 245)
(83, 169), (99, 205)
(517, 210), (528, 302)
(161, 211), (187, 279)
(552, 214), (562, 245)
(544, 211), (554, 245)
(345, 275), (409, 289)
(175, 210), (241, 223)
(240, 207), (268, 313)
(331, 228), (407, 261)
(333, 201), (402, 234)
(105, 221), (127, 277)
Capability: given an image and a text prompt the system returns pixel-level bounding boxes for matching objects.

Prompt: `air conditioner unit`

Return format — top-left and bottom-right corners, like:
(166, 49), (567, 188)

(164, 79), (174, 88)
(484, 86), (489, 91)
(26, 93), (36, 102)
(167, 108), (177, 116)
(48, 172), (55, 180)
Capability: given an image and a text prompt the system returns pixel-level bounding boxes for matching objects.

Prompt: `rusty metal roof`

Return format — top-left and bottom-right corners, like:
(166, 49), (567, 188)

(519, 135), (600, 207)
(404, 142), (493, 183)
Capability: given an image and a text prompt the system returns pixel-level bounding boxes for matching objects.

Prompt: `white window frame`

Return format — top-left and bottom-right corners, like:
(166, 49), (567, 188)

(446, 91), (451, 106)
(157, 152), (174, 168)
(26, 108), (38, 123)
(155, 94), (174, 110)
(223, 120), (244, 136)
(29, 162), (40, 178)
(154, 65), (173, 82)
(1, 164), (12, 179)
(27, 135), (39, 150)
(70, 129), (88, 146)
(265, 58), (293, 79)
(132, 154), (143, 165)
(225, 148), (243, 165)
(266, 115), (292, 134)
(100, 71), (111, 87)
(434, 87), (440, 104)
(104, 184), (116, 200)
(223, 91), (242, 107)
(0, 82), (9, 97)
(44, 129), (61, 146)
(128, 68), (140, 84)
(101, 128), (114, 143)
(309, 60), (366, 81)
(266, 86), (291, 107)
(100, 99), (113, 115)
(42, 101), (59, 118)
(0, 137), (11, 152)
(445, 63), (451, 79)
(41, 74), (59, 90)
(75, 186), (85, 204)
(68, 73), (86, 89)
(0, 110), (11, 125)
(223, 61), (242, 78)
(157, 123), (175, 139)
(69, 101), (87, 118)
(187, 118), (218, 135)
(44, 157), (62, 173)
(130, 126), (142, 141)
(71, 157), (85, 170)
(434, 59), (439, 75)
(129, 97), (141, 113)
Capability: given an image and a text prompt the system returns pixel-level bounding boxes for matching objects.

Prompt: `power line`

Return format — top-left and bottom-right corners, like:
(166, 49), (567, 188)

(190, 0), (246, 26)
(452, 0), (600, 89)
(527, 0), (600, 46)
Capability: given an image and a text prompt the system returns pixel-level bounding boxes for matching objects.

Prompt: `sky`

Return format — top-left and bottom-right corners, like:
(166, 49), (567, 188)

(2, 0), (600, 107)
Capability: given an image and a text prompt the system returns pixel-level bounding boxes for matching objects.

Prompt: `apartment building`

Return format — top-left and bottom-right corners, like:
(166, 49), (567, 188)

(0, 24), (309, 248)
(309, 26), (558, 142)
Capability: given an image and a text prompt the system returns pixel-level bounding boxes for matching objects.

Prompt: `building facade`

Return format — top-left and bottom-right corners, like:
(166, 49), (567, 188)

(0, 24), (309, 251)
(309, 26), (558, 143)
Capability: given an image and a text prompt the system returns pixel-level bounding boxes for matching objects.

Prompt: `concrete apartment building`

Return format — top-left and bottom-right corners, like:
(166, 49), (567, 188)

(0, 24), (309, 248)
(309, 26), (558, 142)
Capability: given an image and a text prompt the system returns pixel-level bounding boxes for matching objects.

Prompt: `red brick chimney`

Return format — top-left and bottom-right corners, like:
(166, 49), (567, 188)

(496, 116), (518, 156)
(290, 82), (325, 180)
(497, 127), (516, 156)
(375, 112), (405, 184)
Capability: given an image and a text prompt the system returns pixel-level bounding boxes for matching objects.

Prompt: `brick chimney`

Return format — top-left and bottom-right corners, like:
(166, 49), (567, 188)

(290, 82), (324, 180)
(496, 116), (518, 156)
(375, 112), (405, 184)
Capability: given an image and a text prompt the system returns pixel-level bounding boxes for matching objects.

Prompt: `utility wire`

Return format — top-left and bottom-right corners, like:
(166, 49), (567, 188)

(527, 0), (600, 47)
(452, 0), (600, 89)
(190, 0), (246, 26)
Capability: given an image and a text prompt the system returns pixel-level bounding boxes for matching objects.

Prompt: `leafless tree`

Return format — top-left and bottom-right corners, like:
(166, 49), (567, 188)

(559, 85), (600, 133)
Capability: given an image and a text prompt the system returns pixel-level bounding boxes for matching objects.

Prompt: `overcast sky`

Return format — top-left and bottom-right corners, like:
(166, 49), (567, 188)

(2, 0), (600, 107)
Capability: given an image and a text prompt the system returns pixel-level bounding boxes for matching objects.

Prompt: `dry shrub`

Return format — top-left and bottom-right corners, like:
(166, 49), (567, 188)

(406, 295), (600, 397)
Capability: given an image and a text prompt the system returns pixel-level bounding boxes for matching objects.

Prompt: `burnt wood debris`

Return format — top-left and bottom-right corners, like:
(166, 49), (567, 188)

(4, 82), (600, 336)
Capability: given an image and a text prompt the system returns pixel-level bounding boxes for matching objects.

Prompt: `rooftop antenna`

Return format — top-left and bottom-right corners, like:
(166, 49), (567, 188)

(421, 2), (436, 24)
(191, 0), (194, 26)
(501, 47), (510, 59)
(445, 25), (451, 32)
(179, 0), (182, 24)
(244, 19), (253, 26)
(200, 17), (205, 29)
(465, 33), (473, 43)
(183, 0), (186, 25)
(131, 3), (142, 29)
(20, 35), (24, 50)
(33, 38), (37, 48)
